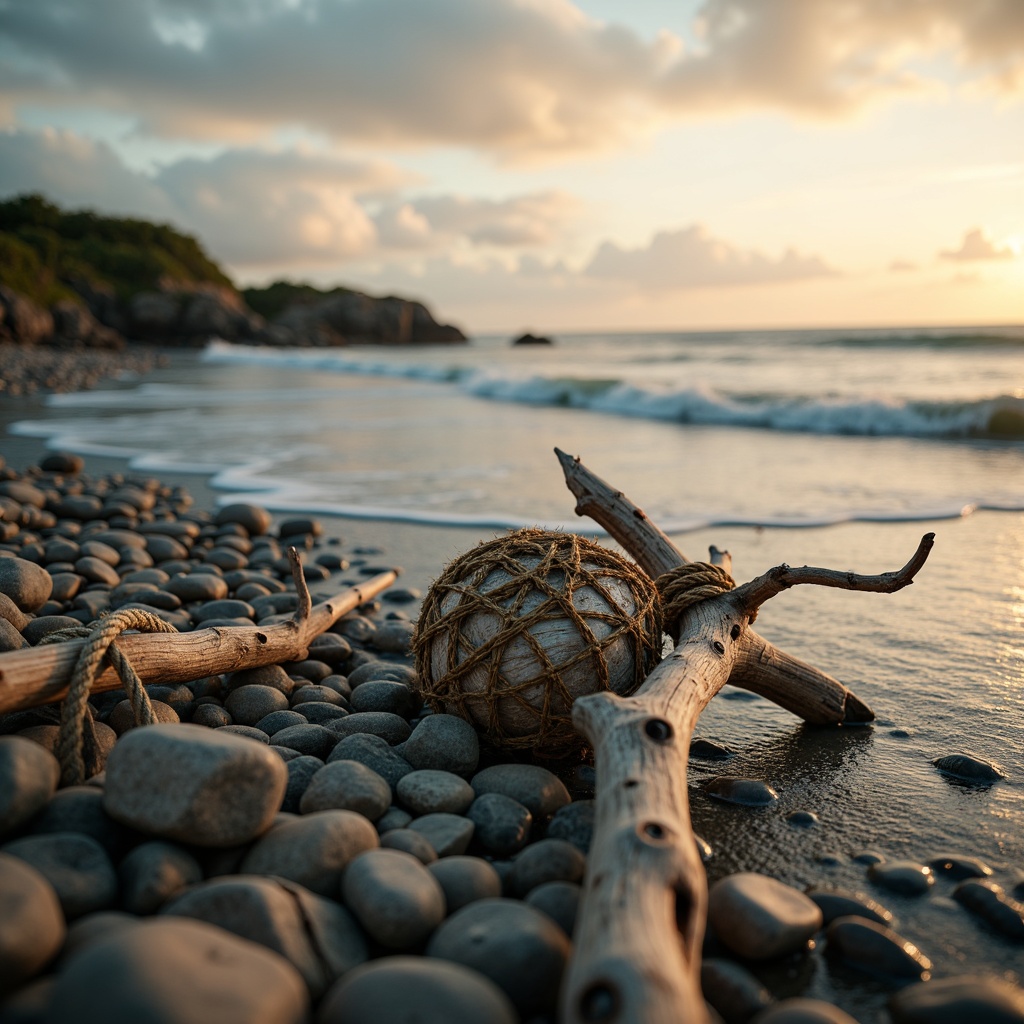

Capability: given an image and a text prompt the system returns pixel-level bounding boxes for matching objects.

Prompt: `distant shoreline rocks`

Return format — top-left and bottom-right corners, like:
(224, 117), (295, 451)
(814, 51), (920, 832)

(510, 333), (553, 346)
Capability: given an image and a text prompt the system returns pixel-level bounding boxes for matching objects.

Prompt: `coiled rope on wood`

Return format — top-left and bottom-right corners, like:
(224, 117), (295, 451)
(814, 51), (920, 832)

(654, 561), (745, 640)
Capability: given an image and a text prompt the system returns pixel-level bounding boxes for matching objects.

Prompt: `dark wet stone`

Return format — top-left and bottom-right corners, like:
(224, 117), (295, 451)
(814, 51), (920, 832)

(165, 572), (229, 603)
(327, 711), (411, 746)
(292, 701), (350, 726)
(401, 715), (479, 776)
(47, 916), (308, 1024)
(397, 769), (475, 816)
(215, 503), (272, 536)
(953, 880), (1024, 940)
(428, 856), (502, 913)
(103, 723), (286, 847)
(0, 852), (65, 998)
(933, 753), (1008, 784)
(469, 764), (570, 819)
(690, 737), (735, 760)
(376, 806), (413, 833)
(1, 831), (117, 920)
(787, 810), (820, 826)
(852, 850), (885, 865)
(371, 620), (415, 655)
(118, 840), (203, 915)
(708, 873), (822, 961)
(223, 684), (291, 727)
(928, 854), (993, 880)
(466, 793), (533, 857)
(192, 703), (232, 728)
(307, 633), (352, 667)
(868, 861), (934, 896)
(0, 735), (60, 838)
(316, 956), (517, 1024)
(74, 556), (120, 586)
(347, 661), (418, 688)
(524, 880), (580, 938)
(753, 998), (860, 1022)
(291, 684), (346, 707)
(350, 679), (420, 717)
(280, 755), (324, 813)
(255, 710), (308, 737)
(25, 785), (136, 861)
(272, 724), (337, 760)
(806, 888), (894, 927)
(380, 828), (438, 864)
(546, 799), (594, 854)
(706, 776), (779, 807)
(286, 661), (333, 685)
(889, 974), (1024, 1024)
(0, 556), (52, 612)
(508, 838), (586, 898)
(408, 813), (475, 857)
(426, 897), (571, 1018)
(825, 916), (932, 980)
(218, 724), (271, 743)
(342, 848), (446, 949)
(226, 664), (294, 695)
(300, 760), (391, 821)
(701, 957), (773, 1023)
(21, 614), (83, 644)
(328, 733), (414, 792)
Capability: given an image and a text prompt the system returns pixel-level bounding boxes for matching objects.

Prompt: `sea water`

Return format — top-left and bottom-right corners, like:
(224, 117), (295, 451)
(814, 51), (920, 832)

(8, 326), (1024, 1012)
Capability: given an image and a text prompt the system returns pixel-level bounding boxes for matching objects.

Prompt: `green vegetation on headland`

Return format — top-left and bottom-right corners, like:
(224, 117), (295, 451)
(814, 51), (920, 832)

(0, 193), (465, 349)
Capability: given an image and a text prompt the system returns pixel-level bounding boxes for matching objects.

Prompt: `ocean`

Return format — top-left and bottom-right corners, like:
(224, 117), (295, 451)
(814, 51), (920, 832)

(6, 325), (1024, 1012)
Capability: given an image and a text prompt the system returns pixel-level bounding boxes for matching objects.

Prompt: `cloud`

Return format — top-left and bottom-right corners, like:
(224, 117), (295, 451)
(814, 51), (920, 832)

(889, 259), (918, 273)
(1, 0), (1022, 160)
(585, 224), (835, 290)
(939, 227), (1016, 262)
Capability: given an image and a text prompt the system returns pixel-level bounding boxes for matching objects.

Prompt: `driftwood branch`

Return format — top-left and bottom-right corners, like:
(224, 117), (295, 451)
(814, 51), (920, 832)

(0, 567), (398, 715)
(556, 449), (933, 1024)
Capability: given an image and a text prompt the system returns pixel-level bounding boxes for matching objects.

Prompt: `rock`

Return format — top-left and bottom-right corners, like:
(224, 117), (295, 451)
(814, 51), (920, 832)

(293, 702), (350, 727)
(701, 957), (773, 1023)
(224, 685), (290, 727)
(108, 697), (179, 734)
(0, 556), (52, 612)
(347, 661), (416, 687)
(427, 856), (502, 913)
(118, 841), (204, 915)
(291, 684), (346, 707)
(752, 998), (860, 1023)
(25, 785), (136, 861)
(47, 916), (308, 1024)
(376, 806), (413, 833)
(707, 873), (822, 960)
(328, 733), (414, 792)
(0, 616), (29, 652)
(546, 799), (594, 853)
(469, 763), (570, 819)
(928, 854), (994, 880)
(0, 853), (65, 997)
(806, 888), (894, 927)
(786, 810), (819, 826)
(889, 975), (1024, 1024)
(706, 776), (779, 806)
(1, 832), (117, 920)
(342, 848), (446, 949)
(279, 755), (324, 813)
(402, 715), (479, 776)
(508, 838), (586, 898)
(868, 861), (934, 895)
(327, 711), (411, 746)
(466, 792), (532, 857)
(0, 735), (61, 838)
(825, 916), (932, 979)
(524, 880), (581, 938)
(299, 760), (391, 821)
(240, 809), (378, 898)
(103, 723), (287, 847)
(380, 828), (438, 864)
(408, 812), (475, 857)
(215, 503), (272, 536)
(350, 680), (420, 717)
(162, 875), (368, 999)
(227, 664), (294, 695)
(255, 710), (308, 737)
(426, 898), (571, 1018)
(192, 704), (233, 728)
(690, 738), (735, 760)
(933, 753), (1008, 784)
(953, 880), (1024, 940)
(397, 770), (476, 816)
(316, 956), (517, 1024)
(371, 620), (416, 655)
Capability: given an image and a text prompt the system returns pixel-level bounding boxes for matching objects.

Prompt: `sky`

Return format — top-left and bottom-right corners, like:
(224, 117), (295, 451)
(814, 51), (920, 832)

(0, 0), (1022, 334)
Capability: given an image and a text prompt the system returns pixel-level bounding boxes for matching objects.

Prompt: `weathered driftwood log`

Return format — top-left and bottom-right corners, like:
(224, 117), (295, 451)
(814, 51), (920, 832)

(555, 450), (933, 1024)
(0, 558), (398, 715)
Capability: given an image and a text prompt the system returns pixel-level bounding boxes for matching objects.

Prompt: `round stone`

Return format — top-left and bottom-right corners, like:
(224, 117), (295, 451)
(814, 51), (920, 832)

(806, 888), (893, 927)
(376, 806), (413, 833)
(300, 760), (391, 821)
(24, 784), (136, 861)
(215, 503), (272, 536)
(397, 770), (476, 816)
(47, 916), (308, 1024)
(889, 975), (1024, 1024)
(545, 800), (594, 853)
(316, 956), (517, 1024)
(118, 841), (204, 915)
(507, 838), (586, 898)
(342, 848), (446, 949)
(524, 880), (581, 937)
(0, 556), (53, 612)
(328, 733), (414, 792)
(350, 680), (420, 717)
(953, 880), (1024, 940)
(402, 715), (480, 776)
(868, 861), (934, 895)
(708, 873), (823, 960)
(0, 852), (65, 998)
(280, 755), (324, 813)
(426, 898), (571, 1018)
(706, 776), (779, 806)
(469, 764), (570, 819)
(380, 828), (438, 864)
(0, 735), (60, 838)
(467, 793), (532, 857)
(928, 854), (994, 881)
(408, 813), (476, 857)
(701, 958), (773, 1023)
(327, 712), (411, 746)
(752, 998), (861, 1022)
(103, 723), (287, 847)
(932, 753), (1007, 784)
(225, 685), (290, 727)
(825, 916), (932, 980)
(272, 724), (337, 760)
(108, 697), (180, 735)
(428, 856), (502, 913)
(166, 572), (230, 603)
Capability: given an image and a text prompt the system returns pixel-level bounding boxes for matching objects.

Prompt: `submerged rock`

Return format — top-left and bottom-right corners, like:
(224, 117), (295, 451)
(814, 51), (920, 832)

(932, 753), (1007, 784)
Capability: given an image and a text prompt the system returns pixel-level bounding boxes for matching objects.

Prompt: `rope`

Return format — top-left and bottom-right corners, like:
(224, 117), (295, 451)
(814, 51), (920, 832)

(654, 561), (745, 640)
(41, 609), (178, 785)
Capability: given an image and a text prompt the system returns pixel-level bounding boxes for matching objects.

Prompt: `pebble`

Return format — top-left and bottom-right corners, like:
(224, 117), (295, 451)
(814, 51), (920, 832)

(428, 856), (503, 913)
(162, 875), (368, 999)
(191, 704), (231, 728)
(524, 880), (581, 937)
(228, 664), (294, 695)
(291, 683), (346, 707)
(0, 852), (65, 997)
(342, 848), (446, 949)
(953, 879), (1024, 940)
(316, 956), (517, 1024)
(47, 916), (308, 1024)
(467, 792), (533, 857)
(224, 685), (290, 727)
(752, 998), (860, 1023)
(103, 723), (287, 847)
(0, 735), (61, 837)
(24, 784), (136, 860)
(108, 696), (179, 734)
(825, 916), (932, 979)
(300, 760), (392, 821)
(255, 710), (308, 736)
(381, 828), (439, 864)
(293, 701), (350, 726)
(928, 853), (993, 880)
(0, 555), (53, 611)
(706, 776), (779, 806)
(469, 763), (570, 819)
(851, 850), (885, 865)
(327, 711), (412, 746)
(216, 724), (271, 743)
(272, 723), (337, 760)
(350, 679), (420, 717)
(328, 733), (414, 792)
(932, 753), (1008, 784)
(806, 888), (894, 927)
(508, 837), (587, 898)
(279, 755), (324, 813)
(215, 503), (273, 536)
(868, 860), (934, 895)
(165, 572), (229, 603)
(240, 809), (379, 898)
(347, 661), (418, 687)
(118, 840), (204, 914)
(787, 810), (819, 826)
(1, 831), (118, 919)
(397, 769), (476, 815)
(425, 897), (571, 1018)
(690, 737), (735, 760)
(376, 806), (413, 833)
(408, 812), (476, 857)
(701, 957), (773, 1023)
(372, 619), (416, 654)
(889, 975), (1024, 1024)
(401, 714), (480, 776)
(546, 799), (594, 853)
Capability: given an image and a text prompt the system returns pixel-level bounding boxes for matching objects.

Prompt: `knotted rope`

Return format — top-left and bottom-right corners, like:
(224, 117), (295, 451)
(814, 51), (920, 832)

(654, 561), (746, 640)
(40, 608), (178, 785)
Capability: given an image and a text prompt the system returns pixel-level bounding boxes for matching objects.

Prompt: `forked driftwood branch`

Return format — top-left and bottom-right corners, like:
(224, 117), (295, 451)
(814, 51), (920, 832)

(554, 449), (933, 1024)
(0, 551), (398, 715)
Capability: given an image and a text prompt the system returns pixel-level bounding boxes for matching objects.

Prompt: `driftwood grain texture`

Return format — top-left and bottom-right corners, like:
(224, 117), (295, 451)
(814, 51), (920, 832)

(0, 565), (398, 715)
(555, 449), (933, 1024)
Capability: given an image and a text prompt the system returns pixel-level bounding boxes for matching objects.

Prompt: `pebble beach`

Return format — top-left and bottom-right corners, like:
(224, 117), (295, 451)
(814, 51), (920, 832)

(1, 352), (1023, 1024)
